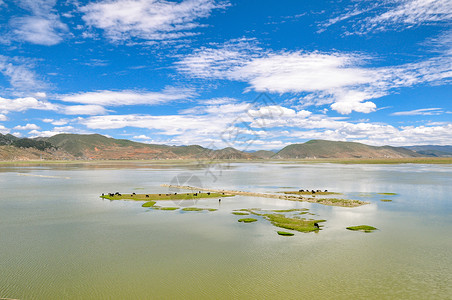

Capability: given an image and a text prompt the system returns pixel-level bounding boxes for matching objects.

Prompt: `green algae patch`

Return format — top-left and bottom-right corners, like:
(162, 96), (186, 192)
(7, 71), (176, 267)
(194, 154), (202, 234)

(380, 199), (393, 202)
(238, 218), (258, 223)
(346, 225), (377, 233)
(270, 208), (308, 213)
(142, 201), (156, 207)
(232, 212), (249, 215)
(101, 192), (231, 201)
(277, 231), (294, 236)
(310, 197), (366, 207)
(378, 192), (397, 196)
(182, 207), (217, 212)
(263, 214), (325, 232)
(153, 207), (178, 211)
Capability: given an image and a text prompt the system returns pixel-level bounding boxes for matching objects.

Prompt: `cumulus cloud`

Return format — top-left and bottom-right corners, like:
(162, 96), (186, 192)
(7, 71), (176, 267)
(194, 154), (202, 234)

(7, 0), (68, 45)
(177, 39), (451, 114)
(0, 114), (7, 121)
(0, 125), (9, 134)
(0, 96), (57, 113)
(58, 88), (194, 106)
(13, 123), (40, 130)
(80, 0), (229, 42)
(28, 126), (78, 138)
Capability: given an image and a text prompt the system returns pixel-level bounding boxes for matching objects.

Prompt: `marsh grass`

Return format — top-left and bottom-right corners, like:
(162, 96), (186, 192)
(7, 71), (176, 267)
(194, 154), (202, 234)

(142, 201), (156, 207)
(153, 207), (178, 211)
(346, 225), (377, 232)
(238, 218), (258, 223)
(182, 207), (217, 212)
(263, 214), (325, 232)
(277, 231), (294, 236)
(380, 199), (393, 202)
(378, 192), (398, 196)
(232, 212), (249, 215)
(282, 191), (341, 196)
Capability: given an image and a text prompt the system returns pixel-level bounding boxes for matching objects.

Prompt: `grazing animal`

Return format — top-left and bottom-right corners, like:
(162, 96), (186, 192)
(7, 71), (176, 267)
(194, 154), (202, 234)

(314, 223), (320, 229)
(299, 189), (304, 192)
(194, 193), (198, 196)
(109, 193), (114, 197)
(207, 192), (210, 195)
(324, 190), (328, 192)
(146, 195), (149, 198)
(219, 199), (221, 202)
(130, 194), (134, 197)
(132, 192), (136, 195)
(312, 190), (316, 194)
(159, 194), (161, 196)
(102, 193), (104, 196)
(174, 193), (177, 195)
(166, 194), (169, 196)
(316, 190), (321, 193)
(222, 192), (225, 195)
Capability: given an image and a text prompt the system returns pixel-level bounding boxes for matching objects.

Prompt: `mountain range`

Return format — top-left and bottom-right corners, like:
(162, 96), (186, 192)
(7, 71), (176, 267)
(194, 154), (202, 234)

(0, 133), (450, 161)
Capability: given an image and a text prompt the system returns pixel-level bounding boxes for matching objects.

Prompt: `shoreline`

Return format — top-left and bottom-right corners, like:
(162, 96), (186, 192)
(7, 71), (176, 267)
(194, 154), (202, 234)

(1, 157), (452, 165)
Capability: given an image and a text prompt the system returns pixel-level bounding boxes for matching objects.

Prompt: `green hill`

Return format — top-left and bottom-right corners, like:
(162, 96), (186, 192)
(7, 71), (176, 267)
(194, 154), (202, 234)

(274, 140), (422, 159)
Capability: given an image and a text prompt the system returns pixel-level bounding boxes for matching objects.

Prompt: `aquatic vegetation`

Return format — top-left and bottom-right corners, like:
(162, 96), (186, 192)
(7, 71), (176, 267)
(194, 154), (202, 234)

(270, 208), (308, 212)
(232, 212), (249, 215)
(346, 225), (377, 233)
(182, 207), (217, 212)
(238, 218), (258, 223)
(380, 199), (393, 202)
(378, 192), (397, 196)
(142, 201), (156, 207)
(153, 207), (178, 211)
(277, 231), (294, 236)
(308, 197), (366, 207)
(263, 214), (325, 232)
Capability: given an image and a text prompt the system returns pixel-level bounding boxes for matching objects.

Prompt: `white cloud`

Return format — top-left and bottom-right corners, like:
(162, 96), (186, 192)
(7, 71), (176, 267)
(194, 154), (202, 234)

(133, 134), (152, 139)
(177, 40), (451, 114)
(0, 125), (9, 134)
(0, 96), (57, 113)
(80, 0), (228, 42)
(58, 88), (194, 106)
(7, 0), (68, 45)
(28, 126), (76, 138)
(11, 15), (68, 46)
(63, 105), (107, 115)
(14, 123), (40, 130)
(0, 55), (45, 91)
(391, 107), (444, 116)
(321, 0), (452, 34)
(0, 114), (7, 121)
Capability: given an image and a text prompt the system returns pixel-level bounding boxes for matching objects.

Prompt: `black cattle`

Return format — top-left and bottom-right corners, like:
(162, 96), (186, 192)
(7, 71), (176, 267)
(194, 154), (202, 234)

(207, 192), (210, 195)
(316, 190), (321, 192)
(102, 193), (104, 196)
(132, 192), (136, 195)
(174, 193), (177, 195)
(314, 223), (320, 229)
(299, 189), (304, 192)
(130, 194), (134, 197)
(312, 190), (316, 194)
(146, 195), (149, 198)
(194, 193), (198, 196)
(219, 199), (221, 202)
(324, 190), (328, 192)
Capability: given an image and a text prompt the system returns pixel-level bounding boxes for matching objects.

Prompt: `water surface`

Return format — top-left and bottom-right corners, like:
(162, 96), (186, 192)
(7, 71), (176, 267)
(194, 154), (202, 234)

(1, 162), (451, 299)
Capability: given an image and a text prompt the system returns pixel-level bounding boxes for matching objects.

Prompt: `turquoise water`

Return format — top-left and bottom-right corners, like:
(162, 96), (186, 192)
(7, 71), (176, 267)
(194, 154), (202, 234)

(0, 162), (451, 299)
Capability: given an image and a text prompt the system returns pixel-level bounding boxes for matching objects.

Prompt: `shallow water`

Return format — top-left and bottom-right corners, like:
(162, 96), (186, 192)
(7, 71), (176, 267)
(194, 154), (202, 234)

(0, 162), (451, 299)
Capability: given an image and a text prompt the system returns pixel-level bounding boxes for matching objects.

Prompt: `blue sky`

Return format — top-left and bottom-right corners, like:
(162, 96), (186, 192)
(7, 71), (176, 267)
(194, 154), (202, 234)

(0, 0), (451, 150)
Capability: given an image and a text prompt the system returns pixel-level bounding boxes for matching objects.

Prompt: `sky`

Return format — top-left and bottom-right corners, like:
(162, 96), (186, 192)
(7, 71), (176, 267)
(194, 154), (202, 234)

(0, 0), (451, 150)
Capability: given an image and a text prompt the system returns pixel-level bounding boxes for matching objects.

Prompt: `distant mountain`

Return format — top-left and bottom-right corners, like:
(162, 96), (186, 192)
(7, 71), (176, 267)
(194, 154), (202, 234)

(274, 140), (422, 159)
(405, 145), (452, 157)
(252, 150), (276, 159)
(41, 133), (254, 160)
(0, 134), (443, 161)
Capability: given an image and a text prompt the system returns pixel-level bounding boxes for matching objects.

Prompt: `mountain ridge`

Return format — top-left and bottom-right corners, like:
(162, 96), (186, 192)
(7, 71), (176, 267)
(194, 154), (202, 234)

(0, 133), (447, 161)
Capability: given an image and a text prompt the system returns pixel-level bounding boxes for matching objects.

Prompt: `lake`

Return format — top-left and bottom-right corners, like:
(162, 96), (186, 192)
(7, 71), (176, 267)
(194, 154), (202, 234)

(1, 162), (451, 299)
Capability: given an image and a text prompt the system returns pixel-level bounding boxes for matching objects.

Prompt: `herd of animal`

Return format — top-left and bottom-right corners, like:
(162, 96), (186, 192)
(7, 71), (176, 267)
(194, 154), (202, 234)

(298, 189), (328, 193)
(102, 191), (221, 198)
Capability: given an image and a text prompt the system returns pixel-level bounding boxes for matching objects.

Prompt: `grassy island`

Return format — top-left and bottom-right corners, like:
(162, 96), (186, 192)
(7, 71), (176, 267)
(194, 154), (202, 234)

(232, 212), (249, 215)
(378, 192), (398, 196)
(380, 199), (393, 202)
(238, 218), (258, 223)
(101, 191), (231, 201)
(182, 207), (217, 212)
(277, 231), (294, 236)
(346, 225), (378, 232)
